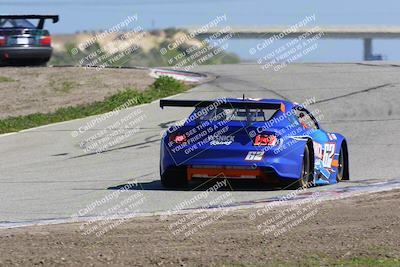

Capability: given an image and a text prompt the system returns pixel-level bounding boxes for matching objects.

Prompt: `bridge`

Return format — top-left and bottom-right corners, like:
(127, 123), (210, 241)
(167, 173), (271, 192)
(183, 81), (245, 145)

(188, 27), (400, 61)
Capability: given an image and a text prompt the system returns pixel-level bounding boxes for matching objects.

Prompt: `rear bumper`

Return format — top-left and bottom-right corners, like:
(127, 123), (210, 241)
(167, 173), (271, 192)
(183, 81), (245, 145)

(188, 165), (262, 180)
(0, 46), (52, 60)
(165, 165), (283, 184)
(161, 148), (303, 180)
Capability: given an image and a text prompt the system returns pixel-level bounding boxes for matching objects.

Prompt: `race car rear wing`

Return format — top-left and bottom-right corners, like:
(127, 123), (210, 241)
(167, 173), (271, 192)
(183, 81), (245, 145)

(0, 15), (59, 29)
(160, 99), (285, 112)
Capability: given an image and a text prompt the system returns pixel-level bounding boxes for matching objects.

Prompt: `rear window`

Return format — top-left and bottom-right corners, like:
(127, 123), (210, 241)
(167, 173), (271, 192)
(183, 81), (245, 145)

(196, 108), (278, 122)
(0, 19), (35, 29)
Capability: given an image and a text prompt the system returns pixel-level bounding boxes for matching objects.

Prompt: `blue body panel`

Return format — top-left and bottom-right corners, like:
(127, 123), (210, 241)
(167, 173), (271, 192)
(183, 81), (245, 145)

(160, 98), (347, 186)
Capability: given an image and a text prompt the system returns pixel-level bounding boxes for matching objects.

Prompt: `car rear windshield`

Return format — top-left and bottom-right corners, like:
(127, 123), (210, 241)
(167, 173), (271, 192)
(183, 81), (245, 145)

(196, 108), (278, 122)
(0, 19), (35, 29)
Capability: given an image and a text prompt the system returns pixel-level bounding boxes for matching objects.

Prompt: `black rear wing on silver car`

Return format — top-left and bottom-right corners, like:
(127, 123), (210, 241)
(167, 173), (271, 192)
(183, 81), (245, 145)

(0, 15), (59, 29)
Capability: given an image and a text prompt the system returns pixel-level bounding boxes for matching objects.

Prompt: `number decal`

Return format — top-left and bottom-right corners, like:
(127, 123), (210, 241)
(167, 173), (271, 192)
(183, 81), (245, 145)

(313, 141), (323, 159)
(245, 151), (265, 161)
(322, 143), (336, 168)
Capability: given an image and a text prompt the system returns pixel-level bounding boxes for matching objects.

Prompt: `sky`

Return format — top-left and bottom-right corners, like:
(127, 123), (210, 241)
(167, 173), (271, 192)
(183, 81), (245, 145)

(2, 0), (400, 61)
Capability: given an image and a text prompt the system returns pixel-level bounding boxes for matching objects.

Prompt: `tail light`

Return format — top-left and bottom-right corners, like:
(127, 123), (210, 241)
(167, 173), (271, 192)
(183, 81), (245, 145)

(254, 134), (278, 146)
(40, 35), (51, 46)
(169, 134), (187, 144)
(0, 36), (5, 46)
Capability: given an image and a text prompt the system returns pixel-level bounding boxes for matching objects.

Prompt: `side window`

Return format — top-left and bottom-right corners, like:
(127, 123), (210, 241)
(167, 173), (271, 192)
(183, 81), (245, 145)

(288, 113), (300, 127)
(294, 108), (319, 130)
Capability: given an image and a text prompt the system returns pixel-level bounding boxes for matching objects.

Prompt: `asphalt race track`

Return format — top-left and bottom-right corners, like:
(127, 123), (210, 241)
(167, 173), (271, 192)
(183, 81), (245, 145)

(1, 62), (399, 226)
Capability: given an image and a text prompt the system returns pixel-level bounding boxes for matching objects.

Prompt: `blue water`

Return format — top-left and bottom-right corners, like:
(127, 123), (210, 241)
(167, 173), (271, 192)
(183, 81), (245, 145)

(2, 0), (400, 61)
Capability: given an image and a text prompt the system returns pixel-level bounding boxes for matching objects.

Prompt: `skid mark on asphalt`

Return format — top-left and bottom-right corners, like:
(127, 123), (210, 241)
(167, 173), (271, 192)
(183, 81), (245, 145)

(68, 135), (160, 159)
(159, 120), (178, 129)
(51, 153), (69, 156)
(312, 83), (393, 104)
(208, 76), (289, 101)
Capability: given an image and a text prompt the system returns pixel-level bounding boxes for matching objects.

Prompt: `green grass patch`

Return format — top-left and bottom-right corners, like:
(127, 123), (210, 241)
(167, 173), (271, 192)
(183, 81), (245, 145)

(61, 81), (76, 92)
(0, 76), (15, 82)
(0, 76), (188, 134)
(50, 79), (77, 93)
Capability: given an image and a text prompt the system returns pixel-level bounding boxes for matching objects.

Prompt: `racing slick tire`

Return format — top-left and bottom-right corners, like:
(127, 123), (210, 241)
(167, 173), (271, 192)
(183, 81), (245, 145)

(336, 142), (349, 182)
(160, 167), (188, 188)
(292, 145), (313, 189)
(29, 59), (49, 66)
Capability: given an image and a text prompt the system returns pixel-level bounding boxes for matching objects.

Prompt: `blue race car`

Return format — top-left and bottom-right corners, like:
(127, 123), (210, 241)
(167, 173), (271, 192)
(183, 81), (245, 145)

(159, 98), (349, 189)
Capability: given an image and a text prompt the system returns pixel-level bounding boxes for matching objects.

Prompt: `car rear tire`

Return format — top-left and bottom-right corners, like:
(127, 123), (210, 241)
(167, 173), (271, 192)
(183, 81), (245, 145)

(295, 145), (312, 189)
(336, 144), (348, 182)
(160, 167), (188, 188)
(0, 58), (48, 66)
(29, 59), (49, 66)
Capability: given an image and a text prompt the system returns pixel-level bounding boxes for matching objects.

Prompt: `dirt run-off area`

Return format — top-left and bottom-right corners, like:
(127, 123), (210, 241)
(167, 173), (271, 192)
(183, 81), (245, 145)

(0, 67), (154, 119)
(0, 189), (399, 267)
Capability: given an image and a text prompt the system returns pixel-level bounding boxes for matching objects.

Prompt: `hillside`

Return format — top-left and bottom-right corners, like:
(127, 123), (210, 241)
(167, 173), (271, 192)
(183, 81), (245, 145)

(50, 29), (240, 67)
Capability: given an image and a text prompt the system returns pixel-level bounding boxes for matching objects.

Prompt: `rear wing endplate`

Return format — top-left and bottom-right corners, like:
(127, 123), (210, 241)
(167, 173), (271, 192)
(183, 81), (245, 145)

(160, 99), (285, 112)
